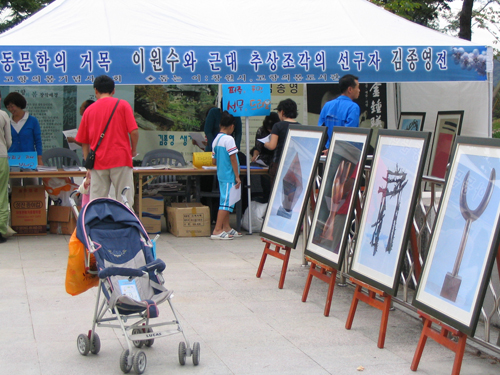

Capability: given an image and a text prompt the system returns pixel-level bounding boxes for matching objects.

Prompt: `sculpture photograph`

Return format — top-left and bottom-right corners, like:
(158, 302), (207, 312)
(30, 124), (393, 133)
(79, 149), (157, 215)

(349, 130), (430, 295)
(414, 137), (500, 336)
(306, 127), (371, 269)
(261, 125), (326, 248)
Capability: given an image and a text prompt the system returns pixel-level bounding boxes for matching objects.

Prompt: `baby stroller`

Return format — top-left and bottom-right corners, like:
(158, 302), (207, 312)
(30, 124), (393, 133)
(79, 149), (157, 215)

(73, 193), (200, 374)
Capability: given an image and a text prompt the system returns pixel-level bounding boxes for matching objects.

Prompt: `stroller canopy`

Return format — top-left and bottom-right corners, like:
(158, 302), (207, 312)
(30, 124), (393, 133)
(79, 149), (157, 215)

(77, 198), (148, 247)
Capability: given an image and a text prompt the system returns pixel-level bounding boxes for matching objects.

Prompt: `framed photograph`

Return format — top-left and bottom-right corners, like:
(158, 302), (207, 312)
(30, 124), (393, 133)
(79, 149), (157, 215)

(428, 111), (464, 179)
(305, 127), (372, 270)
(413, 137), (500, 336)
(260, 125), (326, 249)
(349, 130), (431, 296)
(398, 112), (426, 131)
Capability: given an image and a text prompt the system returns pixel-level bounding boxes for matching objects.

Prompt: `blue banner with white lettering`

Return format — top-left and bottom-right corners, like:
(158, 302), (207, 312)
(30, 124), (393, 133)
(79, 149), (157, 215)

(8, 152), (38, 169)
(222, 84), (271, 117)
(0, 45), (487, 85)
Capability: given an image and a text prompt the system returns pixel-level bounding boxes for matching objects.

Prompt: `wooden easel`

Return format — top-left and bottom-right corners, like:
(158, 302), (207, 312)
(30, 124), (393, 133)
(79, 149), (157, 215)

(256, 238), (291, 289)
(301, 256), (338, 317)
(411, 311), (467, 375)
(345, 277), (392, 348)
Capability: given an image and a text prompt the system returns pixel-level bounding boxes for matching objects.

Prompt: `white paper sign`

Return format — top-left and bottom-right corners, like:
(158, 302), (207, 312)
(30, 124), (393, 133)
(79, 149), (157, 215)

(62, 129), (81, 151)
(229, 184), (241, 206)
(257, 134), (271, 144)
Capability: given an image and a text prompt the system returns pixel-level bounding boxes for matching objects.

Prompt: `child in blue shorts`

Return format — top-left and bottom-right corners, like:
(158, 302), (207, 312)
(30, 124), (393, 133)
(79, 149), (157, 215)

(210, 111), (242, 240)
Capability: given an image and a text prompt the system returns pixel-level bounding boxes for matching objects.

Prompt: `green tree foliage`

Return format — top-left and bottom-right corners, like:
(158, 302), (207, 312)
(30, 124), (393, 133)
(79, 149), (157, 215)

(0, 0), (54, 33)
(369, 0), (450, 27)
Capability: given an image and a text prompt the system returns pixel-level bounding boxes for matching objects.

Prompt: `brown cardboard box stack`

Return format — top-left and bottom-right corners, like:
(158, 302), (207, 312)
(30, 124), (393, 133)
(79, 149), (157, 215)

(166, 202), (210, 237)
(11, 185), (47, 235)
(134, 195), (164, 234)
(48, 205), (77, 235)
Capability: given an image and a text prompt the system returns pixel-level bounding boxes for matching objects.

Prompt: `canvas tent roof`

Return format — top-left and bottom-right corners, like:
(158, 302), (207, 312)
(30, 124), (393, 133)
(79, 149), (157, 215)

(0, 0), (483, 47)
(0, 0), (490, 86)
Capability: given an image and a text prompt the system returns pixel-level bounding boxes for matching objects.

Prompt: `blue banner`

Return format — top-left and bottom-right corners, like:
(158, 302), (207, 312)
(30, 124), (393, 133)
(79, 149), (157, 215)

(0, 45), (487, 85)
(222, 84), (271, 117)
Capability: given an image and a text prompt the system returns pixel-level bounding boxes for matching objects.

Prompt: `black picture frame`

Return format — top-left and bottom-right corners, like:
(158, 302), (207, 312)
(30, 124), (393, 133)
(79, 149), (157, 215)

(305, 127), (372, 270)
(348, 129), (431, 296)
(398, 112), (426, 131)
(260, 125), (326, 249)
(428, 110), (464, 180)
(413, 136), (500, 336)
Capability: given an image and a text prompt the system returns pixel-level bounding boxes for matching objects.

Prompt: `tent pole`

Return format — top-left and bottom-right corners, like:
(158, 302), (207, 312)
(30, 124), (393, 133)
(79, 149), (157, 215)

(245, 116), (253, 234)
(488, 47), (494, 138)
(488, 72), (493, 138)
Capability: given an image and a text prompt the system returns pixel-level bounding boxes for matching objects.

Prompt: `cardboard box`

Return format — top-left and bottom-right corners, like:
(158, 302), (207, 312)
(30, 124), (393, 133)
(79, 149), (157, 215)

(134, 195), (164, 215)
(166, 202), (210, 237)
(141, 213), (162, 234)
(48, 205), (77, 235)
(11, 185), (47, 235)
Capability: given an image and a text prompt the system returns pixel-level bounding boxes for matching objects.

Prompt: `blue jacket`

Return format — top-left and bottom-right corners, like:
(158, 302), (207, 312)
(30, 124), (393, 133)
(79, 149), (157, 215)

(9, 115), (43, 155)
(318, 96), (360, 149)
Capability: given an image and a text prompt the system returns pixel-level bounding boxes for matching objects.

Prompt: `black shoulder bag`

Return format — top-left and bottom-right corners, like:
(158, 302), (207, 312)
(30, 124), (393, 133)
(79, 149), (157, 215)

(84, 99), (120, 170)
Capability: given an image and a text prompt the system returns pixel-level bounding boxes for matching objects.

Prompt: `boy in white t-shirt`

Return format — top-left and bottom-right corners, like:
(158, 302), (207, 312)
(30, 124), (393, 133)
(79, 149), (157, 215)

(210, 111), (241, 240)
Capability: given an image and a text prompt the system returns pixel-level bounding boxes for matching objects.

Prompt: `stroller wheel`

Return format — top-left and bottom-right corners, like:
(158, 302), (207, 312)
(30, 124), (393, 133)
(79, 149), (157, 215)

(133, 350), (147, 374)
(119, 349), (133, 374)
(192, 342), (201, 366)
(178, 341), (187, 365)
(145, 328), (154, 347)
(132, 329), (144, 348)
(90, 332), (101, 355)
(77, 333), (90, 356)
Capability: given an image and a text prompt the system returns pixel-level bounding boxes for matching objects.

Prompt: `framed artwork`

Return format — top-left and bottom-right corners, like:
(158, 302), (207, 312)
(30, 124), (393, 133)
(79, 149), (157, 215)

(260, 125), (326, 249)
(305, 127), (372, 270)
(349, 130), (431, 296)
(428, 111), (464, 179)
(413, 137), (500, 336)
(398, 112), (426, 131)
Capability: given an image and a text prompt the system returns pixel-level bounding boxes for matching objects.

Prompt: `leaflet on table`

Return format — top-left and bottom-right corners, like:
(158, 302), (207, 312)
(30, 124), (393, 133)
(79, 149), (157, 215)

(133, 164), (170, 170)
(62, 129), (80, 151)
(36, 165), (58, 171)
(118, 279), (141, 301)
(190, 132), (207, 150)
(257, 134), (271, 144)
(201, 166), (217, 170)
(229, 184), (241, 206)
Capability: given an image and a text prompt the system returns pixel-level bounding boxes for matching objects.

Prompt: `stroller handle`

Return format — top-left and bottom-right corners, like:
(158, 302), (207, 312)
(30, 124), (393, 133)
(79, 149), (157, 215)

(69, 190), (81, 219)
(121, 186), (131, 208)
(98, 267), (147, 279)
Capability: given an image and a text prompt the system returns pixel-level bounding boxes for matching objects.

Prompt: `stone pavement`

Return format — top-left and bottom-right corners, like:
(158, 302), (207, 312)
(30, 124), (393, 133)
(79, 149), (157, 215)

(0, 226), (499, 375)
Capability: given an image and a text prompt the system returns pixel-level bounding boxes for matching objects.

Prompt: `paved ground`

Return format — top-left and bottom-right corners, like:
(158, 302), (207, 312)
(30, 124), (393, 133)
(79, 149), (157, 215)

(1, 223), (499, 375)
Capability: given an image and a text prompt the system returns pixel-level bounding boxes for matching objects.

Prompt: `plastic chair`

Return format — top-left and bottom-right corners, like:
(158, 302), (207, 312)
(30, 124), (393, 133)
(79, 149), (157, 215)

(141, 149), (191, 202)
(42, 147), (81, 168)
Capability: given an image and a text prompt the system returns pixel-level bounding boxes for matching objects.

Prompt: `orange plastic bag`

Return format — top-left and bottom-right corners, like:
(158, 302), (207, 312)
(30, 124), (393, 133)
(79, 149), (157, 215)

(65, 229), (99, 296)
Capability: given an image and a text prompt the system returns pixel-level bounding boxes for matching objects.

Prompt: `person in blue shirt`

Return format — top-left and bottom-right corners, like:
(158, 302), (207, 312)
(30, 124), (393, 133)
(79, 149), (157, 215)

(4, 91), (43, 186)
(318, 74), (361, 150)
(210, 111), (241, 240)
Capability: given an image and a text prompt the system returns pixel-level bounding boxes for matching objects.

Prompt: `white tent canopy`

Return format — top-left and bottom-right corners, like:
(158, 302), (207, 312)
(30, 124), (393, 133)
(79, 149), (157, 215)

(0, 0), (493, 233)
(0, 0), (484, 47)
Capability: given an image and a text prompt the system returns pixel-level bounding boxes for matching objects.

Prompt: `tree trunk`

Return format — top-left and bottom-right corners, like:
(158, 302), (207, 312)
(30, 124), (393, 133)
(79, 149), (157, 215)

(458, 0), (474, 40)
